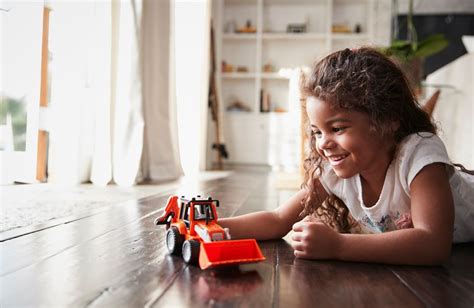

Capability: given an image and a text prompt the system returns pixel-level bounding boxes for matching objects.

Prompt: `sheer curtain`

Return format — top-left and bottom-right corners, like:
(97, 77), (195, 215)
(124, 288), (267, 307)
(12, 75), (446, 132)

(174, 0), (211, 176)
(140, 0), (183, 182)
(48, 0), (183, 186)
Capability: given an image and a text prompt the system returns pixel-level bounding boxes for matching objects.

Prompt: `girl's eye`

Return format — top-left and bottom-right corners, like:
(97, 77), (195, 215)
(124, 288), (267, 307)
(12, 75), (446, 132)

(333, 127), (346, 133)
(311, 130), (322, 138)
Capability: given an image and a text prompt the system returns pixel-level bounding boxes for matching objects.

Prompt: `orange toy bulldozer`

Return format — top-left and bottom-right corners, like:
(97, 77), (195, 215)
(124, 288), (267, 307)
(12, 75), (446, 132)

(154, 195), (265, 270)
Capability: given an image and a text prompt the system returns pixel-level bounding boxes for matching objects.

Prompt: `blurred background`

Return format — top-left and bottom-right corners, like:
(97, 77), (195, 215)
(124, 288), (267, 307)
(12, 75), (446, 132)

(1, 0), (473, 188)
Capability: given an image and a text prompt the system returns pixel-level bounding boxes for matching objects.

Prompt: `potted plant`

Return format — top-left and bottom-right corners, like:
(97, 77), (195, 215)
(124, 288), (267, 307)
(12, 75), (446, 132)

(382, 0), (449, 96)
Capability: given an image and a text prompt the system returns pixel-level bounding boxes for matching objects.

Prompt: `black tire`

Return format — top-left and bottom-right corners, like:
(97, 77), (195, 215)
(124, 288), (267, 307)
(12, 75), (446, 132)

(182, 240), (200, 265)
(166, 227), (184, 255)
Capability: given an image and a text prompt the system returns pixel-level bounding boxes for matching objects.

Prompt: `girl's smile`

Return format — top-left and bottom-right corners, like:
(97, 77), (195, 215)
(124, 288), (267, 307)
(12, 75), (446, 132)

(326, 153), (350, 166)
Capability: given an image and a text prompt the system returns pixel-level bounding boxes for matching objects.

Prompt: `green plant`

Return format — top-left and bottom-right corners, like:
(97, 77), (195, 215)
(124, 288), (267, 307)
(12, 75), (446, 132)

(0, 95), (27, 151)
(382, 0), (448, 62)
(385, 33), (449, 62)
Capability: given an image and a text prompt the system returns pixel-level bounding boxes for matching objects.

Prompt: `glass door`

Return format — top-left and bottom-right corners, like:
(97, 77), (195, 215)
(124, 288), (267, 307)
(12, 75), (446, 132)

(0, 1), (44, 183)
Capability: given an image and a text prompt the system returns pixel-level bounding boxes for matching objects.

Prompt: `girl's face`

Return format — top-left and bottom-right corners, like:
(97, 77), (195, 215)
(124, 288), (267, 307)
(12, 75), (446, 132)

(306, 97), (394, 180)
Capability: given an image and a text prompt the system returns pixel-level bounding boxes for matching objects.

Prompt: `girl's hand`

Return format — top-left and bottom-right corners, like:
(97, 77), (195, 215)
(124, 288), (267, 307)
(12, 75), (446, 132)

(395, 212), (414, 229)
(291, 216), (342, 260)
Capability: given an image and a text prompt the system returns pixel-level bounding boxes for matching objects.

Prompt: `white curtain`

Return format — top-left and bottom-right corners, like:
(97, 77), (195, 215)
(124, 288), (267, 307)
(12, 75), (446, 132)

(48, 0), (183, 186)
(174, 0), (211, 175)
(140, 0), (183, 181)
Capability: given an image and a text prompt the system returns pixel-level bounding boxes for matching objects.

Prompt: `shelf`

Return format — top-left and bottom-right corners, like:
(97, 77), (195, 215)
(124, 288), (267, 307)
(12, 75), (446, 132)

(223, 33), (258, 40)
(331, 33), (369, 40)
(215, 0), (383, 167)
(221, 72), (257, 79)
(223, 33), (329, 41)
(225, 0), (256, 5)
(221, 72), (292, 80)
(261, 73), (290, 80)
(262, 33), (327, 40)
(225, 110), (289, 117)
(225, 111), (257, 116)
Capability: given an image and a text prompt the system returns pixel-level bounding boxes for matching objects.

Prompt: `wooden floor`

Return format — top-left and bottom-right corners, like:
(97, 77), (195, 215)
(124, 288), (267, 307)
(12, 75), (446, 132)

(1, 170), (473, 307)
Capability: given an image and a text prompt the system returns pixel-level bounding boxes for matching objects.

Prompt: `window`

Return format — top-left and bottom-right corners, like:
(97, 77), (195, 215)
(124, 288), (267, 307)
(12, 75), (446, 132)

(0, 2), (44, 183)
(193, 203), (214, 221)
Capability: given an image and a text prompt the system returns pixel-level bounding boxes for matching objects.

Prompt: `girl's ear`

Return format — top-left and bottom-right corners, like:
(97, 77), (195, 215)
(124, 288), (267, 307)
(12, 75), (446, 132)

(390, 120), (400, 133)
(386, 120), (401, 142)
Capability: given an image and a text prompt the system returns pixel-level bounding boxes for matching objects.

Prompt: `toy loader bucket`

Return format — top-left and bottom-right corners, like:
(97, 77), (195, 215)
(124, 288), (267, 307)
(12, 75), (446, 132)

(199, 239), (266, 270)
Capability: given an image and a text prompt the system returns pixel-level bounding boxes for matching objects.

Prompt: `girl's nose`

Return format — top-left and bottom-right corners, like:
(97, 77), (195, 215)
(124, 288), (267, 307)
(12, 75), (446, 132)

(318, 135), (335, 150)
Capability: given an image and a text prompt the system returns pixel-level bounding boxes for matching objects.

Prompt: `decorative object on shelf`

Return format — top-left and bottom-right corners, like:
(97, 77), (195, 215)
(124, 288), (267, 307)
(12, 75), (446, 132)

(287, 23), (307, 33)
(332, 24), (351, 33)
(262, 62), (274, 73)
(236, 20), (256, 33)
(273, 107), (287, 113)
(236, 66), (248, 73)
(259, 89), (271, 113)
(227, 100), (252, 112)
(221, 61), (234, 73)
(382, 0), (448, 96)
(354, 23), (362, 33)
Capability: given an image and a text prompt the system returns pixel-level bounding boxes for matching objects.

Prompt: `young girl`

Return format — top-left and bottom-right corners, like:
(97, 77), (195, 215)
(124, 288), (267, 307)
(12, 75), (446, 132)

(219, 48), (474, 266)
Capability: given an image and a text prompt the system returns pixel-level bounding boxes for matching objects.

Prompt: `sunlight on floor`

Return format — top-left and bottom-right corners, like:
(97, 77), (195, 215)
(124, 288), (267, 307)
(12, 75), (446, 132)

(1, 171), (232, 233)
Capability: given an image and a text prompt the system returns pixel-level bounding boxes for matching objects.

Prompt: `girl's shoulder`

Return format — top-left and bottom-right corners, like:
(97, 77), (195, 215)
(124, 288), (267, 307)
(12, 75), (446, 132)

(397, 132), (442, 151)
(395, 132), (451, 186)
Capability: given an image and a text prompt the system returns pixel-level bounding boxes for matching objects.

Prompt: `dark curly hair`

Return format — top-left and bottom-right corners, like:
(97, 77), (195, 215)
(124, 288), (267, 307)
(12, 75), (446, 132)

(300, 47), (436, 232)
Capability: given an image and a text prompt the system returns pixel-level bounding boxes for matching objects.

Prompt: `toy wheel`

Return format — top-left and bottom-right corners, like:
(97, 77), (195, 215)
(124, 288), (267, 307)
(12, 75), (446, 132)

(182, 240), (200, 265)
(166, 227), (184, 255)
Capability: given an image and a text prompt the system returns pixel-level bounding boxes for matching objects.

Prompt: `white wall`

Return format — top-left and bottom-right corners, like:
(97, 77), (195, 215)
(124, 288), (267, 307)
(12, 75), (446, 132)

(396, 0), (474, 14)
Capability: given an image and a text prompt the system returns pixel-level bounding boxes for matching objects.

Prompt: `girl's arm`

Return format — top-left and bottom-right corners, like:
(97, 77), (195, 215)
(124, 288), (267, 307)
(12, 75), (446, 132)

(292, 163), (455, 265)
(219, 189), (308, 240)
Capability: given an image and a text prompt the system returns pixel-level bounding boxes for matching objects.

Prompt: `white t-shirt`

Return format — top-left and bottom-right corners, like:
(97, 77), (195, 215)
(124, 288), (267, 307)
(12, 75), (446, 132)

(319, 132), (474, 243)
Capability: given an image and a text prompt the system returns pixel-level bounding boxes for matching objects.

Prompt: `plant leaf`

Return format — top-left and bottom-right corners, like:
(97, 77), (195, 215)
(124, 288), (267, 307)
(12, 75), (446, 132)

(390, 40), (412, 49)
(414, 34), (449, 58)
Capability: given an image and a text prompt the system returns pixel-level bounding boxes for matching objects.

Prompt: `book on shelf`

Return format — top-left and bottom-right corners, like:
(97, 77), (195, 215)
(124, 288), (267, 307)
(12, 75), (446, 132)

(260, 88), (271, 113)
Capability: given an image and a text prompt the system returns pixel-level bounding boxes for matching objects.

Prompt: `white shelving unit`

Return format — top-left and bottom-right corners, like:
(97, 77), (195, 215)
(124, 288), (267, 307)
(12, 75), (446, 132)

(212, 0), (391, 169)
